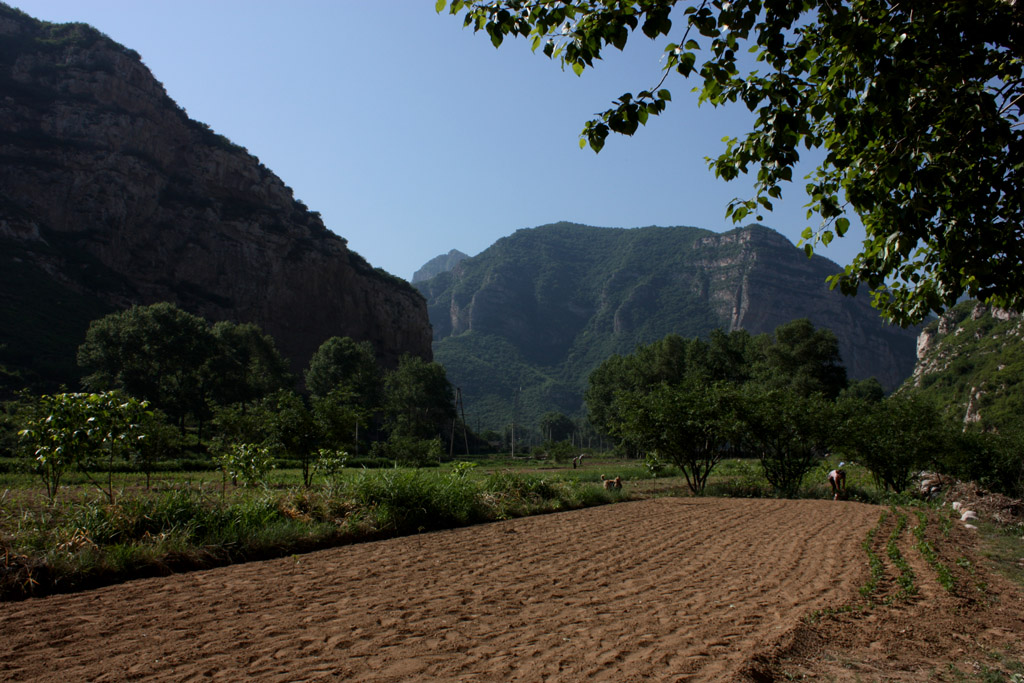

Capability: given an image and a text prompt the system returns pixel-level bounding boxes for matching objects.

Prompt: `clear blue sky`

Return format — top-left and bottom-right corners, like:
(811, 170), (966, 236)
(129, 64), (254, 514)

(10, 0), (865, 281)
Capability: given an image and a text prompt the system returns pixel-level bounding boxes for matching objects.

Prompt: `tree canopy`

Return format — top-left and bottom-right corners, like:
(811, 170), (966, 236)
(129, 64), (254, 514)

(304, 336), (381, 402)
(384, 355), (457, 440)
(438, 0), (1024, 325)
(77, 303), (216, 427)
(585, 318), (844, 436)
(77, 303), (293, 431)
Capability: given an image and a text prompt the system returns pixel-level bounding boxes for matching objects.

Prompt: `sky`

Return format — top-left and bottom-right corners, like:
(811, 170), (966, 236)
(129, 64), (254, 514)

(9, 0), (866, 281)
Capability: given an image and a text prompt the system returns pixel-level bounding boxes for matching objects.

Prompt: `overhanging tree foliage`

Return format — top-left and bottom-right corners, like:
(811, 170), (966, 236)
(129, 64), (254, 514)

(438, 0), (1024, 324)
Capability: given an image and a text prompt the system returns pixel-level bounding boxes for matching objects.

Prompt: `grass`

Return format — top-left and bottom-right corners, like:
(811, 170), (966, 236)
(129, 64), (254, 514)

(975, 519), (1024, 588)
(0, 463), (626, 599)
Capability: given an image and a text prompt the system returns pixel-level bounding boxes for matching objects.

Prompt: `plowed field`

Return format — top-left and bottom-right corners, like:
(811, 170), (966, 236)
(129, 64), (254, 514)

(2, 498), (1022, 681)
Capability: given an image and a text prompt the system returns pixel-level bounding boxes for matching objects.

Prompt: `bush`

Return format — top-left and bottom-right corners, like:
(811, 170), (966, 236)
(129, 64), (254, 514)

(939, 429), (1024, 497)
(218, 443), (275, 487)
(540, 440), (576, 463)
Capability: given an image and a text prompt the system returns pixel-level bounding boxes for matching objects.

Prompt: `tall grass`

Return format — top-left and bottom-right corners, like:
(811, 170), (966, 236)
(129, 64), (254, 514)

(0, 467), (620, 600)
(346, 468), (487, 533)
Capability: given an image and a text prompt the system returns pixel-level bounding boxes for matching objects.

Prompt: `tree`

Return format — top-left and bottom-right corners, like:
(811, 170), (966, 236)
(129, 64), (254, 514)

(383, 355), (456, 441)
(439, 0), (1024, 324)
(77, 303), (217, 431)
(941, 428), (1024, 498)
(311, 386), (369, 454)
(304, 337), (381, 403)
(207, 321), (293, 407)
(260, 390), (318, 487)
(839, 377), (885, 403)
(18, 391), (150, 502)
(739, 386), (833, 496)
(73, 392), (151, 504)
(753, 319), (847, 399)
(840, 394), (945, 493)
(212, 389), (318, 485)
(539, 411), (575, 442)
(305, 337), (382, 452)
(585, 333), (697, 445)
(615, 381), (741, 494)
(18, 392), (95, 500)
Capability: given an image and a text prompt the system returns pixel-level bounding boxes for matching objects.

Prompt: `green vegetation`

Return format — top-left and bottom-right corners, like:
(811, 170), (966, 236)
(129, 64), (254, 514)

(0, 463), (624, 599)
(614, 381), (741, 494)
(906, 301), (1024, 433)
(976, 519), (1024, 588)
(589, 321), (1024, 499)
(439, 0), (1024, 325)
(7, 302), (474, 495)
(860, 511), (887, 599)
(591, 320), (848, 495)
(417, 221), (915, 436)
(914, 509), (956, 593)
(886, 509), (918, 601)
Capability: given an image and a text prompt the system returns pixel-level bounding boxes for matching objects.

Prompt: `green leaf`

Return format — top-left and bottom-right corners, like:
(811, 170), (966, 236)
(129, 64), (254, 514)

(571, 60), (584, 76)
(435, 0), (446, 13)
(677, 52), (696, 77)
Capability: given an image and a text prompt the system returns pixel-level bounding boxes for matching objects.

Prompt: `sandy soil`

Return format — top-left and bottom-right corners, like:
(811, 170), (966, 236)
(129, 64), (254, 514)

(1, 497), (1021, 682)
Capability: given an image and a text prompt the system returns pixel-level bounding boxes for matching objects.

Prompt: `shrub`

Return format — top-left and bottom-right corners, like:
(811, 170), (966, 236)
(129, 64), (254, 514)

(218, 443), (275, 487)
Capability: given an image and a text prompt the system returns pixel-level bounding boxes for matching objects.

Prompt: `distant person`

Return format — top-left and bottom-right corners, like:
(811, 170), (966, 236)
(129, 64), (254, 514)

(828, 463), (847, 500)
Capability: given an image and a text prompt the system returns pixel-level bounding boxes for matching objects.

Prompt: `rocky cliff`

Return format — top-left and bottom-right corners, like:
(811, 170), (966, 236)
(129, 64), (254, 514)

(691, 225), (917, 391)
(0, 5), (432, 387)
(416, 222), (920, 430)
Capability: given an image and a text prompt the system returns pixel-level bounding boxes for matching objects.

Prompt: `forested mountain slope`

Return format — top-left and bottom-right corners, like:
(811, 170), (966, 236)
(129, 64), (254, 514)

(904, 300), (1024, 430)
(415, 222), (919, 432)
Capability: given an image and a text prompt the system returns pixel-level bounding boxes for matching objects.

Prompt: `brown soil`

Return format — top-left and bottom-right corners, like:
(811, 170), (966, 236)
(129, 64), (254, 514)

(1, 498), (1022, 682)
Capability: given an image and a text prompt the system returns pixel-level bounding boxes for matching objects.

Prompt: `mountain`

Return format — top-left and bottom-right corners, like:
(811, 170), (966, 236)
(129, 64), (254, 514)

(412, 250), (469, 283)
(0, 4), (432, 390)
(415, 222), (920, 432)
(903, 300), (1024, 430)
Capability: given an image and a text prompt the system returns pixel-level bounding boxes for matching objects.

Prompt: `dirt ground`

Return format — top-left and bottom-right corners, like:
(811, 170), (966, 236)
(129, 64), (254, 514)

(1, 497), (1022, 682)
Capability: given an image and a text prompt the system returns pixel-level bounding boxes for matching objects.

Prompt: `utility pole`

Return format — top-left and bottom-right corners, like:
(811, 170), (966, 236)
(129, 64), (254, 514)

(449, 387), (470, 458)
(511, 386), (520, 458)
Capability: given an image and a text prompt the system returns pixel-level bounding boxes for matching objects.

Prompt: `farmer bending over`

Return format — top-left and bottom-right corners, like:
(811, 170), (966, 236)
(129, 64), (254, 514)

(827, 463), (847, 500)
